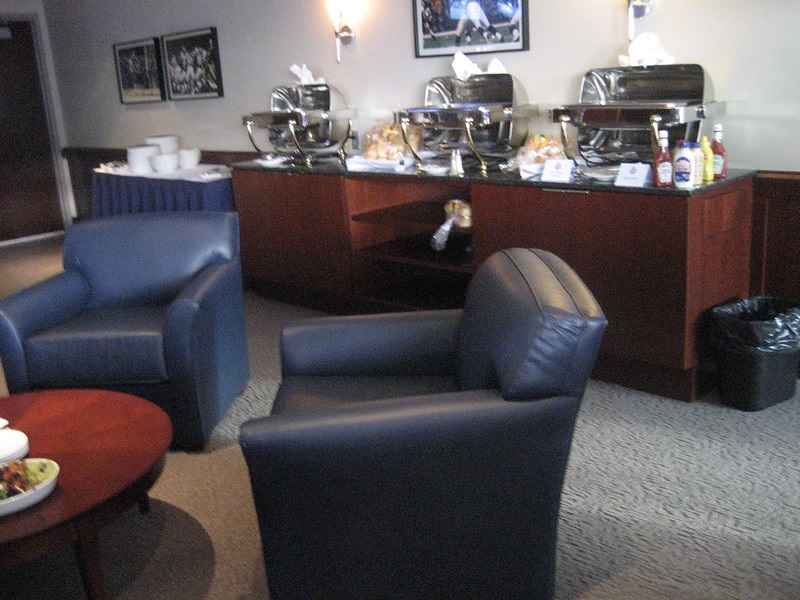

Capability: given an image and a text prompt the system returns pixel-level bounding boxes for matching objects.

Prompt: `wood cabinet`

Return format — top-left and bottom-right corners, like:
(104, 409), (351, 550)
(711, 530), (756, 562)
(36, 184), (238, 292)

(473, 179), (754, 400)
(231, 163), (755, 401)
(751, 171), (800, 301)
(232, 169), (352, 302)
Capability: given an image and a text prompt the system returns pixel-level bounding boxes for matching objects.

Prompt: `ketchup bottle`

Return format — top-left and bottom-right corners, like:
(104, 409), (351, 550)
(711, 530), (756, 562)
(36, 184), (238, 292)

(711, 124), (728, 180)
(653, 130), (673, 187)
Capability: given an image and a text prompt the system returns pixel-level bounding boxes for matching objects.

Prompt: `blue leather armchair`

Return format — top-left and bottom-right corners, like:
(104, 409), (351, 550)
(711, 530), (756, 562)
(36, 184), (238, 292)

(240, 248), (607, 600)
(0, 211), (250, 450)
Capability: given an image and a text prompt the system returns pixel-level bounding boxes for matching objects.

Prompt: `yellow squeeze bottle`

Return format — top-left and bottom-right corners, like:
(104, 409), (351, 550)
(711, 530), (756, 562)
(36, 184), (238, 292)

(701, 136), (714, 183)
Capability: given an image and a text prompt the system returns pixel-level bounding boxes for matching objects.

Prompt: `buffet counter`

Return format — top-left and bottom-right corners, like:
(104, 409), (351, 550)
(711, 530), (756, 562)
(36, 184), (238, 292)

(231, 160), (756, 403)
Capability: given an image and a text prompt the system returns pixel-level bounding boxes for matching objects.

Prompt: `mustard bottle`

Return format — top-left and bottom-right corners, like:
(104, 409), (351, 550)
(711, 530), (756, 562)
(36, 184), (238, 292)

(701, 136), (714, 183)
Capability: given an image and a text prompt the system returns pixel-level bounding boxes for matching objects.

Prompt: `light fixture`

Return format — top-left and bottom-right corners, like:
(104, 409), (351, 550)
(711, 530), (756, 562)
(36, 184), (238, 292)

(628, 0), (654, 41)
(326, 0), (365, 63)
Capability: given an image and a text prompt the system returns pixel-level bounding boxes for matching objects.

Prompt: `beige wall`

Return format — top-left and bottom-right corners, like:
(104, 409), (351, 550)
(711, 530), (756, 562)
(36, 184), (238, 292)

(36, 0), (800, 171)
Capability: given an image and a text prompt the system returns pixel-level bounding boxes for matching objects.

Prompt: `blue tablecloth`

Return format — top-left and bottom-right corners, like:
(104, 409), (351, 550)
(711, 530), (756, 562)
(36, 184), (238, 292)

(91, 170), (234, 217)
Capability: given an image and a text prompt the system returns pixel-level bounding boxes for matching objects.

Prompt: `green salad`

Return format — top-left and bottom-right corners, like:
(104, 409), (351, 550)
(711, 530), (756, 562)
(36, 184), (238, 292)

(0, 460), (47, 499)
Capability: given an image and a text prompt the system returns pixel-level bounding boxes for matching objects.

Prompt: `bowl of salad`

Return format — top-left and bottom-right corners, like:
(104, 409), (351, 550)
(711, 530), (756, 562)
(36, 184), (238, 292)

(0, 458), (60, 517)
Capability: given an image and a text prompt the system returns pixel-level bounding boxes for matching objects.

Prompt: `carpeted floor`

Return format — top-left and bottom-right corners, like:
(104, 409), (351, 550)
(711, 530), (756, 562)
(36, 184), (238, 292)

(1, 251), (799, 599)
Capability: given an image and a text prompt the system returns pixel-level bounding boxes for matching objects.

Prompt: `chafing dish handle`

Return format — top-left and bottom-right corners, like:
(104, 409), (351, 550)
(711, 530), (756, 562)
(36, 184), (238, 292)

(399, 117), (424, 169)
(287, 120), (312, 167)
(463, 117), (488, 175)
(245, 117), (270, 155)
(558, 115), (578, 162)
(650, 115), (662, 158)
(337, 119), (353, 166)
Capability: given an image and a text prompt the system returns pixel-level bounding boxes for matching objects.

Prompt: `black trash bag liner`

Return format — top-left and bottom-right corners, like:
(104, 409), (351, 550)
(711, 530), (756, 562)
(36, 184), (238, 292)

(709, 296), (800, 352)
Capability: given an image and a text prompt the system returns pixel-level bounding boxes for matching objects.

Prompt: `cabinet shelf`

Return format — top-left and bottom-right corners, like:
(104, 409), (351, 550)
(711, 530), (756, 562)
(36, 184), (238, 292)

(352, 200), (460, 230)
(357, 234), (475, 274)
(355, 255), (471, 310)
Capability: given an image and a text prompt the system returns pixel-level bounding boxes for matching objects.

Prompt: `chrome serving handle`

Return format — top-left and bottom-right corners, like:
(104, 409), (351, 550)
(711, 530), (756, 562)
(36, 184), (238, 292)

(462, 117), (488, 175)
(399, 117), (425, 170)
(244, 117), (269, 155)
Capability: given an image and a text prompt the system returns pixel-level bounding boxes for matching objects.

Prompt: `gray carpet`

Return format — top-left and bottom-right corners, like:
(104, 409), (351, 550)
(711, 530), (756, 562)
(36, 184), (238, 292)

(2, 292), (799, 599)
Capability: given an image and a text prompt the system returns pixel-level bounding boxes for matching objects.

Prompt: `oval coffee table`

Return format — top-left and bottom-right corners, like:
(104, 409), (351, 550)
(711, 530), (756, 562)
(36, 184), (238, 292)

(0, 389), (172, 600)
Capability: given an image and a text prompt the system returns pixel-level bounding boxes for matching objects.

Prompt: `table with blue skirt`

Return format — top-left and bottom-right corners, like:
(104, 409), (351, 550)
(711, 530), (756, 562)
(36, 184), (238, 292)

(91, 165), (234, 217)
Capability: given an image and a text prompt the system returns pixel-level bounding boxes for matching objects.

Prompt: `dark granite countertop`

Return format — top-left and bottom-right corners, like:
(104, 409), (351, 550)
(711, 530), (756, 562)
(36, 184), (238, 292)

(231, 158), (755, 197)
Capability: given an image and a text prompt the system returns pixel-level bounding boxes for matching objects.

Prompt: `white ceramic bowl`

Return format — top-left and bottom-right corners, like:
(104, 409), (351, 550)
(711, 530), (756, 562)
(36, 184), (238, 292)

(144, 134), (180, 154)
(150, 152), (180, 173)
(178, 147), (201, 169)
(127, 144), (160, 174)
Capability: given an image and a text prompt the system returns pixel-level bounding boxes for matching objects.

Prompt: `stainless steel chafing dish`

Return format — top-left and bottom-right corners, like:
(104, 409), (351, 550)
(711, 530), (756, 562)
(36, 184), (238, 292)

(395, 73), (534, 173)
(243, 83), (351, 165)
(550, 64), (722, 165)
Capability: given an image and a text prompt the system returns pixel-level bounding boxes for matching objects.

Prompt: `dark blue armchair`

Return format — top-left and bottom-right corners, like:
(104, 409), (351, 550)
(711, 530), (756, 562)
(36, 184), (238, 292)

(240, 248), (607, 600)
(0, 211), (250, 450)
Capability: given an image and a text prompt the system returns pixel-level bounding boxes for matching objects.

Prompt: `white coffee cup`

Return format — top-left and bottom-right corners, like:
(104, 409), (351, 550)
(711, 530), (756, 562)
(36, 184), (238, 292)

(127, 144), (160, 174)
(144, 134), (180, 154)
(150, 152), (180, 173)
(178, 147), (201, 169)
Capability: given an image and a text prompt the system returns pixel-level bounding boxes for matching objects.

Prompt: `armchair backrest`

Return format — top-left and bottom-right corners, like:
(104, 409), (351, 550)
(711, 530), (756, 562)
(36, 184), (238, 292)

(457, 248), (607, 399)
(64, 211), (239, 308)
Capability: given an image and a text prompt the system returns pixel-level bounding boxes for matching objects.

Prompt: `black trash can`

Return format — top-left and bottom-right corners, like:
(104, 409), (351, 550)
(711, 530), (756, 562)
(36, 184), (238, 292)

(703, 296), (800, 411)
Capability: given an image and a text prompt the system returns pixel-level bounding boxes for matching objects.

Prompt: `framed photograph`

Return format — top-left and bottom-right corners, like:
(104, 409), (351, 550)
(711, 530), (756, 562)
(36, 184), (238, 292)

(413, 0), (529, 58)
(113, 38), (165, 104)
(161, 27), (224, 100)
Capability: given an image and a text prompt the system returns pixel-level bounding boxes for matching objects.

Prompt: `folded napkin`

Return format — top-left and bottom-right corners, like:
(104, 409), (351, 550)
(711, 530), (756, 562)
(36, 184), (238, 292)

(619, 33), (675, 66)
(289, 63), (325, 85)
(451, 51), (507, 81)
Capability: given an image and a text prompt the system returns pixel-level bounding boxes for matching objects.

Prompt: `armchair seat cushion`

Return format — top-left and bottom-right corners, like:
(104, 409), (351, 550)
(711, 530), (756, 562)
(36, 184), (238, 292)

(26, 305), (168, 387)
(274, 374), (459, 413)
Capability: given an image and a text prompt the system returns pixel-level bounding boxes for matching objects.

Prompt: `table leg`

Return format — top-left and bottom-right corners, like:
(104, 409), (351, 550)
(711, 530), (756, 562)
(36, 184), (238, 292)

(75, 531), (106, 600)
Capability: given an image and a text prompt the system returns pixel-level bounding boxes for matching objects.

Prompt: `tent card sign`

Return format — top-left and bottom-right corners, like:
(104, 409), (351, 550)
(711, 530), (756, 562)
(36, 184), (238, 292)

(541, 159), (574, 183)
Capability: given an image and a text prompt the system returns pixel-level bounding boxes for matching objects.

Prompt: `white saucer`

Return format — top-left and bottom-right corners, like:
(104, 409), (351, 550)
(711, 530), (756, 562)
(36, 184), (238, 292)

(0, 428), (29, 464)
(419, 164), (449, 176)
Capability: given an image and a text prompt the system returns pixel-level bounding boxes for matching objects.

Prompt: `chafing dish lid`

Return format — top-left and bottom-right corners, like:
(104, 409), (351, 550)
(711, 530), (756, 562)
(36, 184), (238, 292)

(578, 63), (713, 105)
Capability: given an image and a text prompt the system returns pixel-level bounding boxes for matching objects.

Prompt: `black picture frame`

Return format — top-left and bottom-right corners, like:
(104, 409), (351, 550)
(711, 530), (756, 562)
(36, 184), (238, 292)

(161, 27), (224, 100)
(113, 38), (166, 104)
(413, 0), (529, 58)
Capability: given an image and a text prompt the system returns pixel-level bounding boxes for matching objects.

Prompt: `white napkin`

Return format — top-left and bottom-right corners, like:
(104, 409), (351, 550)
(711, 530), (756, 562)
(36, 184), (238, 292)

(289, 63), (325, 85)
(619, 33), (675, 66)
(451, 52), (508, 81)
(452, 52), (482, 81)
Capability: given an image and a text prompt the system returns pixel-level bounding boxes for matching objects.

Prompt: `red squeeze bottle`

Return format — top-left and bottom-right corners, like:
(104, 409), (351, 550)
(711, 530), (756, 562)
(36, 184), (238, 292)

(653, 130), (673, 187)
(711, 124), (728, 180)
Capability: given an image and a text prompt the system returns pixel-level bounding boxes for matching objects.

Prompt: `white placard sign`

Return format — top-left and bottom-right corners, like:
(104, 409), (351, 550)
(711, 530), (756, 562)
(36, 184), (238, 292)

(540, 159), (575, 183)
(614, 162), (652, 187)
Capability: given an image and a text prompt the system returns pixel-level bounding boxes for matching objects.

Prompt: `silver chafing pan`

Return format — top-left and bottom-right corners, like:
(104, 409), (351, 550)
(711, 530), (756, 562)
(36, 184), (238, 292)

(243, 83), (351, 165)
(550, 64), (722, 165)
(394, 74), (533, 173)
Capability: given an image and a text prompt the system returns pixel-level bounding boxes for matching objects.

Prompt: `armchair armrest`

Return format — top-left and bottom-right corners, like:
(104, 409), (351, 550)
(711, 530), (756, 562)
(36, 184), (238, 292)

(0, 271), (89, 391)
(165, 260), (250, 429)
(240, 390), (580, 599)
(280, 309), (462, 377)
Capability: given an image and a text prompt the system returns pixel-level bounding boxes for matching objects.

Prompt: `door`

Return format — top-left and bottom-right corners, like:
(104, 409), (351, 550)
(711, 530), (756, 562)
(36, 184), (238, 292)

(0, 19), (63, 242)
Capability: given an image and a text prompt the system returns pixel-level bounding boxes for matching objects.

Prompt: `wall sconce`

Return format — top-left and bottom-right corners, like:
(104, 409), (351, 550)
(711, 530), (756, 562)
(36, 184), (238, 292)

(326, 0), (365, 63)
(628, 0), (654, 41)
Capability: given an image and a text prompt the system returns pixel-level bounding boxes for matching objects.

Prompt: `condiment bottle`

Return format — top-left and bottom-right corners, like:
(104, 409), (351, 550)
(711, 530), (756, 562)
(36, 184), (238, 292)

(672, 141), (695, 189)
(692, 142), (704, 186)
(701, 136), (714, 183)
(653, 130), (673, 188)
(449, 149), (465, 176)
(711, 124), (728, 180)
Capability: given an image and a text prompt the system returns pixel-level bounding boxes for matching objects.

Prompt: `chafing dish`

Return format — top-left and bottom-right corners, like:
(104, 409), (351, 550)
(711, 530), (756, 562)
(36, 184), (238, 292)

(395, 73), (534, 173)
(243, 83), (351, 165)
(550, 64), (722, 165)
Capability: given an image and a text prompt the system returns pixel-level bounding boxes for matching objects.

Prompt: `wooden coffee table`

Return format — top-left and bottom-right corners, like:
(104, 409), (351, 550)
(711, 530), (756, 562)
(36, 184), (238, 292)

(0, 389), (172, 599)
